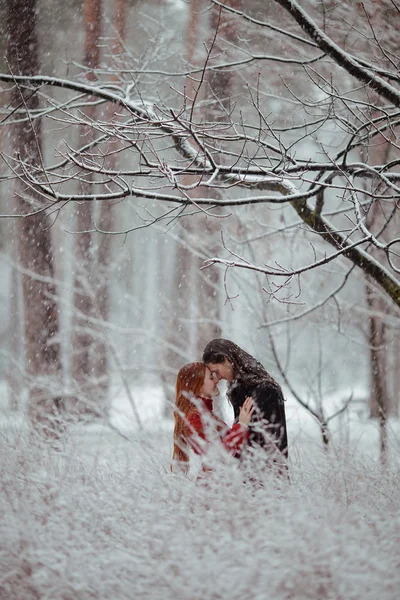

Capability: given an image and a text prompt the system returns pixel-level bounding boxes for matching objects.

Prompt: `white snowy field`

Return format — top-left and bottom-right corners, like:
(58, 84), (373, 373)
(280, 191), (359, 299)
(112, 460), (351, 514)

(0, 382), (399, 600)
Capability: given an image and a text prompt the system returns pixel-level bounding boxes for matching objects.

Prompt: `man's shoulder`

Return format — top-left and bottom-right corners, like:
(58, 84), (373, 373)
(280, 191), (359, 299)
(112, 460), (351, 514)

(230, 381), (252, 397)
(253, 381), (284, 402)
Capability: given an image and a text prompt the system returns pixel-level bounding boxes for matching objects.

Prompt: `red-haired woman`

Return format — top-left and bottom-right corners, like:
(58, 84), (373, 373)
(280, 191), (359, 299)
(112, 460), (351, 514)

(171, 362), (254, 474)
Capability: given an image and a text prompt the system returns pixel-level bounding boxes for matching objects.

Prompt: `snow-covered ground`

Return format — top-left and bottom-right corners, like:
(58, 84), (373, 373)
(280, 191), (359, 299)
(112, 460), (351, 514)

(0, 381), (399, 599)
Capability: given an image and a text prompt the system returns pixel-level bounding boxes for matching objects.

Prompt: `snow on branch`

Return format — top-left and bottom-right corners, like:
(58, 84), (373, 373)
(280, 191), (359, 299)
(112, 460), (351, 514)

(273, 0), (400, 108)
(0, 72), (299, 197)
(203, 235), (376, 279)
(0, 73), (209, 169)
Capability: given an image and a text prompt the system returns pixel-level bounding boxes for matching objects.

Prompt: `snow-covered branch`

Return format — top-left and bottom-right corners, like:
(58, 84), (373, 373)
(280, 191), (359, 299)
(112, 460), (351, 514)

(273, 0), (400, 107)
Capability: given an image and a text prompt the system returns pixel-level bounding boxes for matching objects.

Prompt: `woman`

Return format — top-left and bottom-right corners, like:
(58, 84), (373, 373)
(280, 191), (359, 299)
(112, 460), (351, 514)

(171, 362), (254, 474)
(202, 339), (289, 467)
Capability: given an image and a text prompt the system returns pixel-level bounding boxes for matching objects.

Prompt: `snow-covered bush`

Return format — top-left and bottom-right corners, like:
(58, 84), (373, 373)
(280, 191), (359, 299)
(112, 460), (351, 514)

(0, 426), (399, 600)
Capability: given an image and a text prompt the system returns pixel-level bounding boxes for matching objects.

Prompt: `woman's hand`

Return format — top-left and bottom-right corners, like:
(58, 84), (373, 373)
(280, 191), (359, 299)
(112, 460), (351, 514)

(239, 396), (254, 426)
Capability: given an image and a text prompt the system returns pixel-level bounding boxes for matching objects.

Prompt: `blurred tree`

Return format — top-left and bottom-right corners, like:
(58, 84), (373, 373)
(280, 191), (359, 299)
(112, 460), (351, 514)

(161, 1), (243, 404)
(5, 0), (62, 435)
(71, 0), (106, 417)
(160, 0), (205, 405)
(94, 0), (129, 406)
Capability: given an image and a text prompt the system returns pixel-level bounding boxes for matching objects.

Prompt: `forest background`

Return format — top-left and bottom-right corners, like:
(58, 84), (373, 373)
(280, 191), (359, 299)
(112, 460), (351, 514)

(1, 1), (400, 599)
(0, 0), (399, 453)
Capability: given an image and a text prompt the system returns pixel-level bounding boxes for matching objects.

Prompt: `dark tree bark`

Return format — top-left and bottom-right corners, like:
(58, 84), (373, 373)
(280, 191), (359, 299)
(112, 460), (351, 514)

(6, 0), (62, 436)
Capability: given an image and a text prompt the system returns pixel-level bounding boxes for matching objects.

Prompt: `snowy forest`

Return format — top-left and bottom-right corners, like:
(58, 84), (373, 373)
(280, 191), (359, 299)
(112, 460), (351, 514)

(0, 0), (399, 598)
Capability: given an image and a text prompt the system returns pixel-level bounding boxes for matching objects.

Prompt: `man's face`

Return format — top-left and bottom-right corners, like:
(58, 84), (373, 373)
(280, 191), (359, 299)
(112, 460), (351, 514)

(207, 358), (234, 383)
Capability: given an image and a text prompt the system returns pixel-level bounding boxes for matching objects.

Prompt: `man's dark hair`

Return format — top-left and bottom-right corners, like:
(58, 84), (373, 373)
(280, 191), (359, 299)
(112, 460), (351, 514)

(202, 338), (277, 387)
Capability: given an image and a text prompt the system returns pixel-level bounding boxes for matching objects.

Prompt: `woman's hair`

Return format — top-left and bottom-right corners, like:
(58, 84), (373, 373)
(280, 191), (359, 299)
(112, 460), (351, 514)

(171, 362), (206, 473)
(203, 338), (277, 387)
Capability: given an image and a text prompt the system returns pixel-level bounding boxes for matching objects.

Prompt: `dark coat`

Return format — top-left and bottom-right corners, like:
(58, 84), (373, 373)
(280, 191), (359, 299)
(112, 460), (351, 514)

(229, 379), (288, 459)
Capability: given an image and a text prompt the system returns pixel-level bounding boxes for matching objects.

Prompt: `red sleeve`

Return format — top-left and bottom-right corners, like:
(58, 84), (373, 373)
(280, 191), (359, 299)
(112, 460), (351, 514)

(221, 423), (249, 455)
(186, 412), (249, 456)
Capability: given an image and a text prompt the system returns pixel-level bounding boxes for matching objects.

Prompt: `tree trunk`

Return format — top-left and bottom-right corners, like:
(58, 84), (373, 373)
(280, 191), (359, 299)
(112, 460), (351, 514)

(161, 0), (235, 408)
(6, 0), (62, 436)
(94, 0), (128, 401)
(162, 1), (244, 408)
(362, 109), (398, 463)
(71, 0), (105, 418)
(362, 114), (397, 428)
(0, 113), (24, 411)
(193, 1), (243, 355)
(161, 231), (196, 408)
(6, 264), (24, 411)
(366, 281), (389, 420)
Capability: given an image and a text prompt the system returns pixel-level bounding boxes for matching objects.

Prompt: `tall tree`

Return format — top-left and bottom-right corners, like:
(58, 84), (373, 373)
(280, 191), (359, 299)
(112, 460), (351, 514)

(71, 0), (105, 417)
(192, 1), (241, 356)
(357, 5), (400, 423)
(160, 0), (205, 404)
(0, 93), (23, 412)
(6, 0), (62, 435)
(94, 0), (128, 398)
(161, 0), (236, 404)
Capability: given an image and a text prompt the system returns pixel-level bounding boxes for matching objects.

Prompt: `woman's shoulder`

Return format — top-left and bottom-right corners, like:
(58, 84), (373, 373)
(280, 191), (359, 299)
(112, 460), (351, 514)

(186, 408), (201, 423)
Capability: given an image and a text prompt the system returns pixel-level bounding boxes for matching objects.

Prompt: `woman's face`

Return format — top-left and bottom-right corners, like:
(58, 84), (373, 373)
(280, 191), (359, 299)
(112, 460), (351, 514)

(199, 366), (220, 398)
(207, 357), (234, 383)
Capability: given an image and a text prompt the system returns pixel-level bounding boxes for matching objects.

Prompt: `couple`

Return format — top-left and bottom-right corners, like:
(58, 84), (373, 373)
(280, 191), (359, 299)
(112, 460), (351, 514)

(172, 338), (289, 477)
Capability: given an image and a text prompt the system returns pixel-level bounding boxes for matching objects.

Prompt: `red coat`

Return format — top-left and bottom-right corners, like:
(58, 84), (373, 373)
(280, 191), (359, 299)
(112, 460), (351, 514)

(186, 397), (249, 457)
